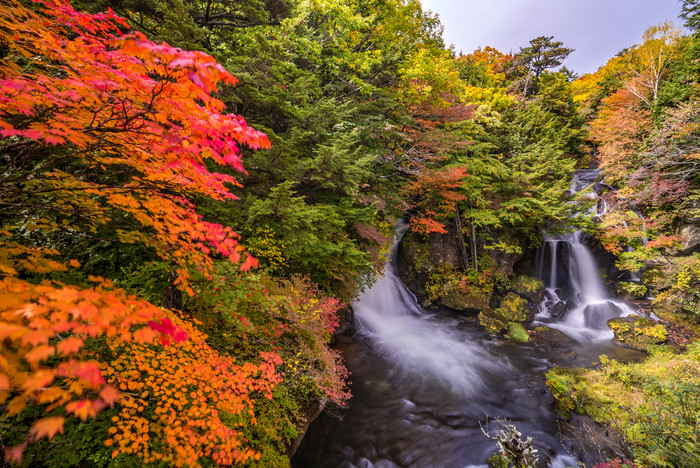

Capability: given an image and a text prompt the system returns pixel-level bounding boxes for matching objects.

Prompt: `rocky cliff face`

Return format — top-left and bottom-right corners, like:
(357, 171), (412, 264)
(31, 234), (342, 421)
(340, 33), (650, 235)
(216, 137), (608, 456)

(396, 224), (544, 338)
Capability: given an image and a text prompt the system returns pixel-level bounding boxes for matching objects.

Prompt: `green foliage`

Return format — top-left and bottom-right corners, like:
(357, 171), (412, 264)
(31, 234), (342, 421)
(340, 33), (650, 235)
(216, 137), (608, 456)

(656, 253), (700, 321)
(513, 36), (574, 97)
(191, 261), (350, 407)
(618, 282), (647, 299)
(547, 345), (700, 466)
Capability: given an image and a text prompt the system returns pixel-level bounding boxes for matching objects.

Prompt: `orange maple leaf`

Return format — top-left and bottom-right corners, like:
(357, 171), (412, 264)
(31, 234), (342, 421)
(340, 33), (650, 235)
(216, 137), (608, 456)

(30, 416), (65, 440)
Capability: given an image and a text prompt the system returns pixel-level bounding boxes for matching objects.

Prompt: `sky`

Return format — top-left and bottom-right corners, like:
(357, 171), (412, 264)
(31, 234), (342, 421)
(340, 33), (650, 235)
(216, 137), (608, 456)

(419, 0), (685, 76)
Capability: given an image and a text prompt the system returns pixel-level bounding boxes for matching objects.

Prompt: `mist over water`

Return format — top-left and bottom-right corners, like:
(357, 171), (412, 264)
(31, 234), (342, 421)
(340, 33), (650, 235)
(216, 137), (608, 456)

(353, 230), (508, 397)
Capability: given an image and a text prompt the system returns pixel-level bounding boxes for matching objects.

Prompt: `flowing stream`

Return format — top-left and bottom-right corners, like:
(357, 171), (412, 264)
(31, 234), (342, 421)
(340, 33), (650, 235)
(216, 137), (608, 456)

(293, 170), (641, 468)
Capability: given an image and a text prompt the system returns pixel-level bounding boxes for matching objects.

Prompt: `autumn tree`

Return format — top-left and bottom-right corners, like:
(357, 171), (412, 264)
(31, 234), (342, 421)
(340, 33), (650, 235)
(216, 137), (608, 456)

(0, 0), (283, 463)
(622, 21), (682, 106)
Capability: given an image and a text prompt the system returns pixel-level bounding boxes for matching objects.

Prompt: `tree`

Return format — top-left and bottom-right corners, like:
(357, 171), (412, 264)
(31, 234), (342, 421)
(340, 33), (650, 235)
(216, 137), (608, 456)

(680, 0), (700, 33)
(623, 21), (682, 106)
(0, 0), (276, 461)
(514, 36), (573, 98)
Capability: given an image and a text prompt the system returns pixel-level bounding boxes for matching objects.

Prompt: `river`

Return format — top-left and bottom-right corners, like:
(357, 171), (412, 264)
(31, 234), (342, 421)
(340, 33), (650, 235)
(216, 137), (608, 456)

(292, 170), (642, 468)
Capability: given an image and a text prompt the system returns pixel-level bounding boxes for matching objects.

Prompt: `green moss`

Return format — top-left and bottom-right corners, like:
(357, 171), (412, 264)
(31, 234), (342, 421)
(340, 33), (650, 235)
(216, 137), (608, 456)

(494, 292), (531, 322)
(608, 316), (668, 351)
(506, 322), (529, 343)
(618, 282), (647, 299)
(479, 309), (509, 334)
(509, 275), (545, 303)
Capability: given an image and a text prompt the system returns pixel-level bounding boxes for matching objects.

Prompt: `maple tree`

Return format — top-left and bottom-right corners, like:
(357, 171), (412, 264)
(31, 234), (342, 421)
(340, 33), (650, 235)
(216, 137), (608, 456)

(0, 0), (276, 462)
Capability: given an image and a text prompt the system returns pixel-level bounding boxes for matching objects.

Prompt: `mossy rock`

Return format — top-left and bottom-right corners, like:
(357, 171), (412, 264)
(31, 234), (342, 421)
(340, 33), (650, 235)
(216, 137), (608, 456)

(509, 275), (545, 303)
(494, 292), (533, 323)
(617, 282), (647, 300)
(440, 284), (493, 312)
(607, 316), (668, 352)
(479, 308), (509, 334)
(640, 266), (666, 290)
(651, 295), (682, 318)
(505, 322), (529, 343)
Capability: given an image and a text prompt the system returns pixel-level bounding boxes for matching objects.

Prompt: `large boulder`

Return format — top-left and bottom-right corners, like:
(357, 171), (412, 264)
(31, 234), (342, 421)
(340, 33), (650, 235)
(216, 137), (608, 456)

(495, 292), (534, 323)
(397, 225), (462, 299)
(440, 283), (493, 312)
(678, 217), (700, 254)
(478, 308), (509, 334)
(483, 228), (527, 275)
(509, 275), (545, 303)
(607, 316), (667, 351)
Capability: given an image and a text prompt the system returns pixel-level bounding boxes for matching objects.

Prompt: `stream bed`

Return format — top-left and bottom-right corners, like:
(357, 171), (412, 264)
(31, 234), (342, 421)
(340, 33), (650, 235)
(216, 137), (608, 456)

(292, 260), (641, 467)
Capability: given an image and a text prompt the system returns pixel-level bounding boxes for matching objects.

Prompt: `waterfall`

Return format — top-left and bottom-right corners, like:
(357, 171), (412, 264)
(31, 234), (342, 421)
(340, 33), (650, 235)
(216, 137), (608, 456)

(353, 225), (508, 397)
(535, 170), (638, 341)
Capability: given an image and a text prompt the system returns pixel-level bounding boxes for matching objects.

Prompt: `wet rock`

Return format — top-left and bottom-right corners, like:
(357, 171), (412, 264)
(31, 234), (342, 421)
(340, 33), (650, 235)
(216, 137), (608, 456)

(509, 275), (545, 303)
(607, 316), (667, 351)
(550, 301), (568, 318)
(495, 292), (533, 323)
(531, 326), (575, 348)
(582, 302), (623, 330)
(478, 308), (509, 334)
(651, 294), (682, 318)
(440, 285), (493, 312)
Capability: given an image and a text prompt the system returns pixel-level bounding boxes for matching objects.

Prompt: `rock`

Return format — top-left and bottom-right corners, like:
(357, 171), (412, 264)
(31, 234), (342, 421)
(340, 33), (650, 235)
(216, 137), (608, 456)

(397, 226), (462, 301)
(616, 281), (647, 300)
(607, 316), (668, 351)
(495, 292), (533, 323)
(440, 284), (493, 312)
(583, 302), (623, 330)
(478, 308), (509, 334)
(641, 266), (666, 291)
(678, 218), (700, 254)
(531, 326), (575, 348)
(550, 301), (567, 318)
(651, 295), (682, 318)
(483, 228), (527, 275)
(509, 275), (545, 303)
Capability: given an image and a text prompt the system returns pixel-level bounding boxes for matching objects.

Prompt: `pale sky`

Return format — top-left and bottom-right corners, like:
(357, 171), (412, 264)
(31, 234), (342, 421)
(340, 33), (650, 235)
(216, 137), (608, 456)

(419, 0), (684, 75)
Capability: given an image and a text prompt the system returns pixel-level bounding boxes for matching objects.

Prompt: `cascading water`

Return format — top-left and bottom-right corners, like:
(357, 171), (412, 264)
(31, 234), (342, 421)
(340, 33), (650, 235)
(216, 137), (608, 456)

(292, 226), (578, 468)
(535, 169), (638, 341)
(352, 225), (507, 397)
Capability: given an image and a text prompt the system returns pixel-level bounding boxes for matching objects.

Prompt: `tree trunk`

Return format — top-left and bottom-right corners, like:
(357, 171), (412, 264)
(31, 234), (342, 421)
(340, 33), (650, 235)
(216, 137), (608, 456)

(163, 270), (183, 311)
(455, 205), (470, 270)
(469, 201), (478, 271)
